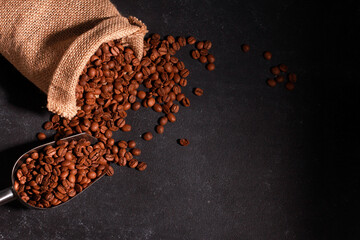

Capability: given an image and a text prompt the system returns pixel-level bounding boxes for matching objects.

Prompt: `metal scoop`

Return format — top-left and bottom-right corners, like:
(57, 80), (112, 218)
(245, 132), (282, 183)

(0, 133), (101, 209)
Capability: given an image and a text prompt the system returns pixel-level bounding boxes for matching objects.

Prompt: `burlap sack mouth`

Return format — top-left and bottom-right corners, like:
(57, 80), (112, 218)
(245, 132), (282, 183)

(0, 0), (147, 119)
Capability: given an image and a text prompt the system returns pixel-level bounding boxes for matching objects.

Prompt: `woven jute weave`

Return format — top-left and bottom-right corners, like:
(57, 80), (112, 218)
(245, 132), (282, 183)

(0, 0), (147, 119)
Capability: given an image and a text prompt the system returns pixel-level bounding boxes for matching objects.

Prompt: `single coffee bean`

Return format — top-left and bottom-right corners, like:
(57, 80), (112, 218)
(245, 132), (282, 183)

(87, 171), (97, 179)
(206, 63), (215, 71)
(143, 132), (153, 141)
(167, 113), (176, 122)
(199, 56), (207, 64)
(128, 140), (136, 148)
(263, 51), (272, 60)
(37, 132), (46, 141)
(193, 88), (204, 96)
(203, 40), (212, 50)
(137, 90), (146, 99)
(152, 103), (162, 113)
(131, 102), (141, 111)
(181, 97), (190, 107)
(288, 73), (297, 83)
(179, 138), (190, 146)
(275, 75), (285, 83)
(285, 82), (295, 91)
(131, 148), (141, 156)
(178, 36), (187, 47)
(155, 125), (164, 134)
(207, 54), (215, 63)
(128, 159), (138, 168)
(180, 69), (190, 78)
(187, 36), (196, 45)
(105, 165), (115, 176)
(147, 97), (156, 107)
(121, 124), (132, 132)
(159, 116), (168, 126)
(271, 66), (281, 75)
(196, 41), (204, 49)
(136, 162), (147, 171)
(241, 44), (250, 52)
(267, 78), (277, 87)
(279, 64), (288, 72)
(43, 121), (53, 130)
(191, 50), (200, 60)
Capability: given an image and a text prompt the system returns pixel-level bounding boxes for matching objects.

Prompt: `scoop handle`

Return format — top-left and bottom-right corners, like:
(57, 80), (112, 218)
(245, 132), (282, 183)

(0, 187), (16, 206)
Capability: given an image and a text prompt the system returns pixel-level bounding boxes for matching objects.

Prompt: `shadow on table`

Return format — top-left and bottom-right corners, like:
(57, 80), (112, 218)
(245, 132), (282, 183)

(0, 55), (47, 114)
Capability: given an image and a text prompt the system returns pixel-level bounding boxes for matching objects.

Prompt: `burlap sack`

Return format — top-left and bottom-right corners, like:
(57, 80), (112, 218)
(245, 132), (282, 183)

(0, 0), (147, 119)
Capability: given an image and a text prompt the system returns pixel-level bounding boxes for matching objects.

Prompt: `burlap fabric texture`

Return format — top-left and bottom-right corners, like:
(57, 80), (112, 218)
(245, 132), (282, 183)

(0, 0), (147, 119)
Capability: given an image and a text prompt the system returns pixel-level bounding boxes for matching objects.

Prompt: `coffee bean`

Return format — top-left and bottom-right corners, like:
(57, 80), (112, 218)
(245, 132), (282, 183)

(267, 78), (276, 87)
(131, 148), (141, 156)
(179, 138), (190, 146)
(155, 125), (164, 134)
(187, 36), (196, 45)
(159, 116), (168, 126)
(136, 162), (147, 171)
(152, 103), (163, 113)
(288, 73), (297, 83)
(279, 64), (288, 72)
(207, 54), (215, 63)
(167, 35), (175, 44)
(193, 88), (204, 96)
(105, 166), (115, 176)
(143, 132), (153, 141)
(180, 69), (190, 78)
(203, 40), (212, 50)
(275, 75), (285, 83)
(147, 97), (156, 107)
(43, 121), (53, 130)
(181, 97), (190, 107)
(191, 50), (200, 60)
(121, 124), (132, 132)
(37, 132), (46, 141)
(128, 140), (136, 148)
(178, 36), (187, 47)
(199, 56), (207, 63)
(271, 66), (281, 75)
(241, 44), (250, 52)
(285, 82), (295, 91)
(128, 159), (138, 168)
(263, 51), (272, 60)
(206, 63), (215, 71)
(167, 113), (176, 122)
(196, 41), (204, 49)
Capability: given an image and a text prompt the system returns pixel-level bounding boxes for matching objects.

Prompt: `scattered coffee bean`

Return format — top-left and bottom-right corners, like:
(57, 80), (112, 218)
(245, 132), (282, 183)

(187, 36), (196, 45)
(128, 140), (136, 148)
(242, 44), (250, 52)
(206, 63), (215, 71)
(136, 162), (147, 171)
(263, 51), (272, 60)
(191, 50), (200, 59)
(193, 88), (204, 96)
(288, 73), (297, 83)
(159, 116), (168, 126)
(167, 113), (176, 122)
(155, 125), (164, 134)
(199, 56), (207, 63)
(196, 41), (204, 49)
(179, 138), (190, 146)
(285, 82), (295, 91)
(128, 159), (138, 168)
(267, 78), (277, 87)
(131, 148), (141, 156)
(270, 66), (281, 75)
(203, 40), (212, 50)
(143, 132), (153, 141)
(279, 64), (288, 72)
(275, 75), (285, 83)
(207, 54), (215, 63)
(37, 132), (46, 141)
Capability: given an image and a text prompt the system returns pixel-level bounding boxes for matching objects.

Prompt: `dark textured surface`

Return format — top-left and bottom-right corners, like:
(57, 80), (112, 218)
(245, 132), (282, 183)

(0, 1), (359, 239)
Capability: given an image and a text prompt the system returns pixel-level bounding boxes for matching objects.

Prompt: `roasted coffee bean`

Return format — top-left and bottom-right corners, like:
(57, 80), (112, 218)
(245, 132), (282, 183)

(105, 166), (115, 176)
(178, 36), (187, 47)
(279, 64), (288, 72)
(181, 97), (190, 107)
(155, 125), (164, 134)
(179, 138), (190, 146)
(142, 132), (153, 141)
(43, 121), (53, 130)
(199, 56), (207, 64)
(136, 162), (147, 171)
(270, 66), (281, 75)
(241, 44), (250, 52)
(121, 124), (132, 132)
(37, 132), (46, 141)
(193, 88), (204, 96)
(131, 148), (141, 156)
(267, 78), (276, 87)
(167, 113), (176, 122)
(263, 51), (272, 60)
(159, 116), (168, 126)
(206, 63), (215, 71)
(207, 54), (215, 63)
(128, 140), (136, 149)
(203, 40), (212, 50)
(285, 82), (295, 91)
(187, 36), (196, 45)
(128, 159), (138, 168)
(275, 75), (285, 83)
(196, 41), (204, 50)
(153, 103), (162, 113)
(191, 50), (200, 60)
(131, 102), (141, 111)
(288, 73), (297, 83)
(180, 69), (190, 78)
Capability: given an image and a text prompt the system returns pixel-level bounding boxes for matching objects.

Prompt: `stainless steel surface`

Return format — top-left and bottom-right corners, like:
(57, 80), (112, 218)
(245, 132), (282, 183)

(1, 133), (100, 209)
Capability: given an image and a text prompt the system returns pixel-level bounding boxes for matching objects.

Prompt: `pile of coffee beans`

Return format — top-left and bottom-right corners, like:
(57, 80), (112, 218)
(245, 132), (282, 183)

(241, 44), (298, 90)
(27, 33), (209, 207)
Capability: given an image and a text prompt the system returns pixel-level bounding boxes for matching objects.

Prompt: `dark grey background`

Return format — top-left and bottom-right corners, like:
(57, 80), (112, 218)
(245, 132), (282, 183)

(0, 0), (358, 239)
